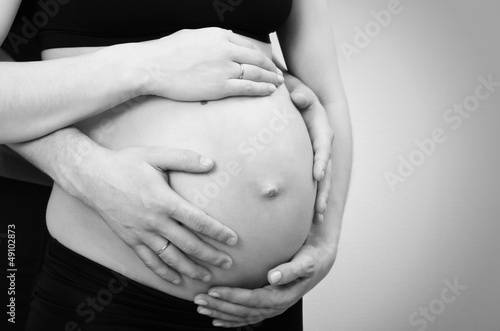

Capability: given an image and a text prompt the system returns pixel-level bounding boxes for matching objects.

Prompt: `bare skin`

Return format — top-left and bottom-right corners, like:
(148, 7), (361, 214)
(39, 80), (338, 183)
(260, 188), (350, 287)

(44, 34), (317, 299)
(1, 0), (348, 327)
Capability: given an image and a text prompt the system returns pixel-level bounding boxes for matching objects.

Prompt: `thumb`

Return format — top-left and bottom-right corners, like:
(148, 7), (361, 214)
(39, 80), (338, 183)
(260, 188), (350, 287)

(284, 73), (316, 111)
(290, 90), (314, 111)
(267, 255), (316, 286)
(140, 146), (215, 172)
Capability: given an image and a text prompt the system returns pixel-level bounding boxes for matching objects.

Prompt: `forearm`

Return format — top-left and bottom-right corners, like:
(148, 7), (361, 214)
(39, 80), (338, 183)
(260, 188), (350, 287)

(278, 0), (352, 248)
(277, 0), (346, 106)
(277, 0), (349, 114)
(0, 46), (141, 144)
(8, 127), (100, 199)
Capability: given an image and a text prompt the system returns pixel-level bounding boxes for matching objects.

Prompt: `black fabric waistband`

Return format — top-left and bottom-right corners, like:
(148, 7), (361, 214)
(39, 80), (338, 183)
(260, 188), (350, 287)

(26, 238), (303, 330)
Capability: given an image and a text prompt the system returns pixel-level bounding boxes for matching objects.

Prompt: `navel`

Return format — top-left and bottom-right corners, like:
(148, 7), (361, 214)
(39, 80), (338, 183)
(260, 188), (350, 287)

(261, 183), (280, 198)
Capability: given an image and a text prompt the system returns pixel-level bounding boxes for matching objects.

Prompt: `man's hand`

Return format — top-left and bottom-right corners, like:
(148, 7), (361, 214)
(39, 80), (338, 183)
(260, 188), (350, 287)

(23, 129), (240, 285)
(192, 214), (338, 328)
(72, 145), (238, 284)
(285, 73), (334, 224)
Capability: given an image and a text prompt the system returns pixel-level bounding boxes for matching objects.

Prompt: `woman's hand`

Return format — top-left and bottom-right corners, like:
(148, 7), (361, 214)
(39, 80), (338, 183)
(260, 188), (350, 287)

(285, 73), (334, 224)
(191, 76), (341, 327)
(121, 28), (284, 101)
(192, 213), (338, 328)
(64, 141), (238, 284)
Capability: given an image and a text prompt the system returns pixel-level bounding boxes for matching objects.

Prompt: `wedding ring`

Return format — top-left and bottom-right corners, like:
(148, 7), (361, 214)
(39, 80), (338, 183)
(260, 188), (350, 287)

(238, 64), (245, 79)
(156, 241), (171, 255)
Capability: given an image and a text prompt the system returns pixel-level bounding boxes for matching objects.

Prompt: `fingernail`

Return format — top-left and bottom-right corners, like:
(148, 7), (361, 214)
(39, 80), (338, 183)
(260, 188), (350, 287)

(200, 156), (213, 167)
(277, 68), (283, 75)
(198, 308), (212, 316)
(269, 271), (282, 284)
(173, 278), (181, 285)
(202, 274), (212, 283)
(213, 321), (225, 327)
(226, 237), (237, 246)
(277, 75), (284, 84)
(208, 291), (220, 298)
(269, 84), (277, 93)
(195, 299), (208, 306)
(320, 170), (325, 181)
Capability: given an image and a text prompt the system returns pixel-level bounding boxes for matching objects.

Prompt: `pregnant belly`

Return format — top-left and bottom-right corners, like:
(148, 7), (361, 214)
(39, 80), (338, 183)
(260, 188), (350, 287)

(47, 86), (316, 300)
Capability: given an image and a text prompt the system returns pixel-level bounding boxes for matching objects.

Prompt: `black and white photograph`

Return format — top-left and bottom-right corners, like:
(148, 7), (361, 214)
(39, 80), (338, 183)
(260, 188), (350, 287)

(1, 0), (499, 330)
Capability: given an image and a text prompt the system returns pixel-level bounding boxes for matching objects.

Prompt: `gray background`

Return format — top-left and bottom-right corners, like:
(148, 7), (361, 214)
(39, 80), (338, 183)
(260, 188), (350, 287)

(278, 0), (500, 330)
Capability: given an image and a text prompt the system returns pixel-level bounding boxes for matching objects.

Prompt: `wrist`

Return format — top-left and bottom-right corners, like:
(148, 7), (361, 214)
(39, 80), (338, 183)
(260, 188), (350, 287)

(310, 212), (342, 251)
(97, 44), (146, 100)
(52, 128), (104, 201)
(103, 40), (177, 98)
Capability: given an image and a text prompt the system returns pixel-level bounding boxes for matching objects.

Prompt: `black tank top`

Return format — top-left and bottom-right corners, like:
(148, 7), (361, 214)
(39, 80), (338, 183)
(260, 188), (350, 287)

(38, 0), (293, 49)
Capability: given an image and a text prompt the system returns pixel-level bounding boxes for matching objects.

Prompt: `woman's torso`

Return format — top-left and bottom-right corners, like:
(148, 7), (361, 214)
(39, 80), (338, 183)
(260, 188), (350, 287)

(43, 0), (316, 301)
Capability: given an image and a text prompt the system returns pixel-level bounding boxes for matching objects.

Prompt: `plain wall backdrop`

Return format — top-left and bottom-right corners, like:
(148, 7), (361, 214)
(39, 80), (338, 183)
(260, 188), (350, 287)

(299, 0), (500, 330)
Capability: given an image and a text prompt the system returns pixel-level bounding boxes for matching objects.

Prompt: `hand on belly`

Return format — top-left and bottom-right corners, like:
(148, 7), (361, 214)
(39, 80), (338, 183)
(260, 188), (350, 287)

(62, 86), (316, 296)
(170, 139), (316, 289)
(165, 90), (316, 289)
